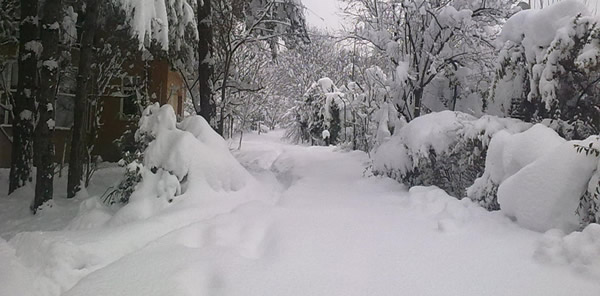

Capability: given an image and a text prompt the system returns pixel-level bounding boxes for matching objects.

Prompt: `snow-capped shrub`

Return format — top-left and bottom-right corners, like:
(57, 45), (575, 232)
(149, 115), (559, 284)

(490, 0), (600, 139)
(373, 111), (529, 198)
(106, 103), (251, 212)
(285, 77), (347, 146)
(497, 136), (600, 232)
(467, 124), (565, 210)
(105, 105), (158, 204)
(575, 141), (600, 226)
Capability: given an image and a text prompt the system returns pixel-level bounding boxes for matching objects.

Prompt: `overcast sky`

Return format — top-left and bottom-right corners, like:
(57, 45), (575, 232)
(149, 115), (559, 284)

(301, 0), (345, 31)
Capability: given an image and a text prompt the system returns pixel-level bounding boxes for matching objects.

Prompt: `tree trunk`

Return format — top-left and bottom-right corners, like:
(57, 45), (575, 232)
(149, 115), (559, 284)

(198, 0), (215, 125)
(9, 0), (38, 194)
(67, 0), (99, 198)
(32, 0), (62, 212)
(413, 87), (423, 118)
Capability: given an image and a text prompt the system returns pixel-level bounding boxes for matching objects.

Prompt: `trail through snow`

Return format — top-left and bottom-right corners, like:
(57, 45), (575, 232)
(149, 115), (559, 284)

(2, 130), (600, 296)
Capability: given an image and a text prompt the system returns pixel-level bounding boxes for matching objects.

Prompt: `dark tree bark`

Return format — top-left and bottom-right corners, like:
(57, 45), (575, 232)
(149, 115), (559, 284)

(67, 0), (99, 198)
(198, 0), (216, 125)
(9, 0), (38, 194)
(413, 87), (423, 118)
(32, 0), (62, 212)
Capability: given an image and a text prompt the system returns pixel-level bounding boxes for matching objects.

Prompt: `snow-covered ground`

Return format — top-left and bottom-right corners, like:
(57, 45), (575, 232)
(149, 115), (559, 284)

(1, 130), (600, 296)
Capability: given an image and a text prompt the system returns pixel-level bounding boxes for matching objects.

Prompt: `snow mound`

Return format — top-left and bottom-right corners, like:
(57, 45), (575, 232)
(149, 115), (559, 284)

(0, 238), (37, 296)
(534, 224), (600, 279)
(468, 124), (566, 209)
(65, 197), (113, 231)
(498, 136), (600, 232)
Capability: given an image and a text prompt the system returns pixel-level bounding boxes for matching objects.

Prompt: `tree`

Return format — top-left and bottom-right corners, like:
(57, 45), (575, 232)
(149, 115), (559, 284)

(9, 0), (38, 194)
(491, 1), (600, 139)
(198, 0), (215, 125)
(32, 0), (62, 211)
(0, 0), (19, 45)
(209, 0), (309, 134)
(341, 0), (512, 120)
(67, 0), (100, 198)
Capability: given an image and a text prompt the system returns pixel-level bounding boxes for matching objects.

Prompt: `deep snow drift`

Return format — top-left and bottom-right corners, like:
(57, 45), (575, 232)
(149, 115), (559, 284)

(1, 130), (600, 296)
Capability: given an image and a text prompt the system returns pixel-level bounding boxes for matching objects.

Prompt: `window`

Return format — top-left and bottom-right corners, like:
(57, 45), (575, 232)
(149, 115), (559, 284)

(122, 75), (141, 96)
(120, 94), (138, 120)
(0, 61), (17, 125)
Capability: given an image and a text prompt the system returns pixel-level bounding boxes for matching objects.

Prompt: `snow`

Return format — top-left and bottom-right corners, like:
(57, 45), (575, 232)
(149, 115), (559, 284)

(535, 224), (600, 279)
(373, 111), (530, 176)
(498, 136), (600, 232)
(469, 124), (565, 195)
(115, 0), (195, 50)
(112, 104), (252, 225)
(1, 129), (600, 296)
(500, 0), (589, 46)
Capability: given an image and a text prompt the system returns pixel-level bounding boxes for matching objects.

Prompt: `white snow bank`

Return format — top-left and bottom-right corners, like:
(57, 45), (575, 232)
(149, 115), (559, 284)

(0, 238), (37, 296)
(535, 224), (600, 279)
(498, 136), (600, 232)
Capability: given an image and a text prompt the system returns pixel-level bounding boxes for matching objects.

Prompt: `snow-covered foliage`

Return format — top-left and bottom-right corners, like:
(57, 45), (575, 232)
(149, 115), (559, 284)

(373, 111), (530, 198)
(491, 0), (600, 139)
(285, 77), (346, 145)
(467, 124), (566, 210)
(107, 103), (251, 215)
(342, 0), (513, 120)
(115, 0), (197, 51)
(497, 136), (599, 232)
(467, 122), (600, 231)
(242, 0), (309, 49)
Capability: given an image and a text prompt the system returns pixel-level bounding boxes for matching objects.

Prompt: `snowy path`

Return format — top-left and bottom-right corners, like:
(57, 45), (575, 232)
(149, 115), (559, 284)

(3, 131), (600, 296)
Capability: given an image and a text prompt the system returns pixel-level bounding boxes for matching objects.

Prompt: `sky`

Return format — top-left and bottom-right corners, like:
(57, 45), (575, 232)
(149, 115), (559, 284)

(301, 0), (345, 31)
(299, 0), (600, 31)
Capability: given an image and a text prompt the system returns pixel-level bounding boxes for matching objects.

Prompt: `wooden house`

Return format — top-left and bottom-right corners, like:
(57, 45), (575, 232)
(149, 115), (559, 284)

(0, 41), (186, 168)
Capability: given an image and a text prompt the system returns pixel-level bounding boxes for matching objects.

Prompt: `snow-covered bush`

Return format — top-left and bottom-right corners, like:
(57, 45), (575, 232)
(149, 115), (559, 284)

(497, 137), (598, 232)
(575, 141), (600, 226)
(105, 107), (157, 204)
(373, 111), (529, 198)
(285, 77), (347, 146)
(490, 0), (600, 139)
(468, 121), (600, 231)
(106, 103), (251, 213)
(467, 124), (565, 210)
